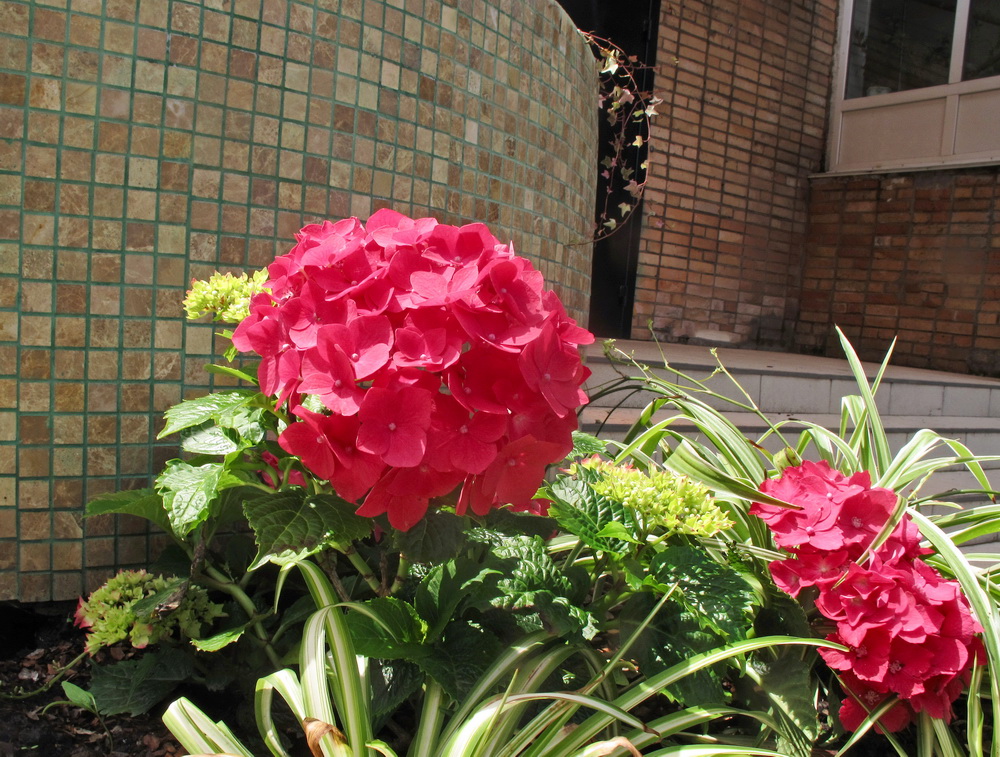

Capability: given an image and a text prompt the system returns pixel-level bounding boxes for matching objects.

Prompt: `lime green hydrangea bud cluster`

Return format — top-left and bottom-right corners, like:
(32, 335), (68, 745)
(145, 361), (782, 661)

(586, 460), (733, 537)
(183, 269), (269, 323)
(74, 570), (225, 655)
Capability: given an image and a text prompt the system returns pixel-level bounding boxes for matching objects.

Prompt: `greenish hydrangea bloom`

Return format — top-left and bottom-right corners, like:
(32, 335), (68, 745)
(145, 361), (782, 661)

(183, 269), (269, 323)
(74, 570), (225, 655)
(586, 459), (733, 537)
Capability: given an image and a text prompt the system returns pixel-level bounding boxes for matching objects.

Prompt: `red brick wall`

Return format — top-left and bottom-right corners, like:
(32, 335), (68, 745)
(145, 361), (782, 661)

(635, 0), (838, 346)
(797, 169), (1000, 375)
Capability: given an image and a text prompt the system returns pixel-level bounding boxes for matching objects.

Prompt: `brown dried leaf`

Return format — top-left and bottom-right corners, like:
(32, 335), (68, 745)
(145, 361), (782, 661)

(576, 737), (643, 757)
(303, 717), (347, 757)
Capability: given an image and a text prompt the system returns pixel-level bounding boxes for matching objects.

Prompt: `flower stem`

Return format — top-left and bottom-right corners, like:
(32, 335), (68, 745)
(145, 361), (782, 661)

(200, 565), (282, 669)
(390, 555), (410, 596)
(341, 544), (383, 596)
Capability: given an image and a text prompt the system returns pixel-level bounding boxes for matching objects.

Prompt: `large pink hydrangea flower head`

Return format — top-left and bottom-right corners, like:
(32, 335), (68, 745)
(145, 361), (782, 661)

(233, 210), (594, 530)
(753, 461), (984, 732)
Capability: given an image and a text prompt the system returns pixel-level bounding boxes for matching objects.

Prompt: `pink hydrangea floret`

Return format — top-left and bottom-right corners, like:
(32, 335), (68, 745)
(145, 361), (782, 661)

(753, 460), (984, 732)
(232, 210), (593, 530)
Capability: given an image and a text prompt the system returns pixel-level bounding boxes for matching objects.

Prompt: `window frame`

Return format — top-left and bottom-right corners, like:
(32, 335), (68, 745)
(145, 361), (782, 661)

(828, 0), (1000, 174)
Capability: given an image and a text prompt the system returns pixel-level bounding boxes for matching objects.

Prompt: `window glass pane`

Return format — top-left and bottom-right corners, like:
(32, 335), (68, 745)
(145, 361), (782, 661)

(846, 0), (956, 98)
(963, 0), (1000, 81)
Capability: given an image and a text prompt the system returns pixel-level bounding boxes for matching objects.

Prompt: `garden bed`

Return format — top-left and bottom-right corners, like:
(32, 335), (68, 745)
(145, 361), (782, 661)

(0, 602), (181, 757)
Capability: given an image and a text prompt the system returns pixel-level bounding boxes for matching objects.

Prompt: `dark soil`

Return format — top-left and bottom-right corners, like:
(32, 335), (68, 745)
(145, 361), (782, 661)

(0, 602), (183, 757)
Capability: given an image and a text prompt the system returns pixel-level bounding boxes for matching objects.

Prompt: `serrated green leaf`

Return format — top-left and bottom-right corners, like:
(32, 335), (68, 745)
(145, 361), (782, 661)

(89, 648), (195, 716)
(84, 488), (171, 535)
(490, 535), (597, 640)
(595, 522), (642, 543)
(748, 650), (820, 757)
(548, 467), (641, 552)
(414, 560), (501, 642)
(570, 430), (609, 459)
(157, 390), (257, 439)
(156, 461), (243, 538)
(190, 623), (247, 652)
(391, 510), (469, 564)
(181, 423), (241, 455)
(417, 622), (500, 702)
(244, 490), (372, 569)
(648, 545), (755, 641)
(345, 597), (429, 660)
(369, 660), (424, 720)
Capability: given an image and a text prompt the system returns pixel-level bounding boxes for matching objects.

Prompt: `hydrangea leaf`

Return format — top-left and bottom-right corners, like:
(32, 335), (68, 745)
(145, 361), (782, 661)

(547, 467), (641, 551)
(416, 621), (501, 702)
(157, 390), (259, 439)
(489, 535), (597, 640)
(414, 559), (501, 642)
(647, 544), (756, 641)
(345, 597), (430, 661)
(569, 430), (608, 459)
(89, 648), (195, 716)
(391, 510), (469, 564)
(190, 623), (248, 652)
(370, 660), (425, 720)
(84, 488), (170, 535)
(618, 593), (726, 707)
(244, 490), (372, 569)
(180, 423), (242, 455)
(155, 461), (244, 538)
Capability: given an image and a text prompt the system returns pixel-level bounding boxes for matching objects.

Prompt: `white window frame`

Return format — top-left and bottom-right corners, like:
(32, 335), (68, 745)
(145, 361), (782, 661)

(828, 0), (1000, 174)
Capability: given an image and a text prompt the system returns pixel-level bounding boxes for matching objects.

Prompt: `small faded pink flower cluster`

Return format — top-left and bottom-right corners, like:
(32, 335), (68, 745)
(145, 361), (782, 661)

(751, 461), (984, 732)
(232, 210), (593, 530)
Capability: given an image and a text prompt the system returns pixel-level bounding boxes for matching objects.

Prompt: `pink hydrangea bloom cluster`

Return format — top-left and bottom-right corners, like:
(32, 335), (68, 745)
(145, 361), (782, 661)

(751, 460), (984, 732)
(231, 210), (593, 530)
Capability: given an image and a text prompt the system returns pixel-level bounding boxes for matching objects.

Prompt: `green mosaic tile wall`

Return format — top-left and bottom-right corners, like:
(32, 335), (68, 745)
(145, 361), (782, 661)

(0, 0), (596, 602)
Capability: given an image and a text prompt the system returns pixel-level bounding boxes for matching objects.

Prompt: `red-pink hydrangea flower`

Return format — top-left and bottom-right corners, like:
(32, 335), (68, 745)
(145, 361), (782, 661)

(753, 461), (984, 732)
(233, 210), (593, 530)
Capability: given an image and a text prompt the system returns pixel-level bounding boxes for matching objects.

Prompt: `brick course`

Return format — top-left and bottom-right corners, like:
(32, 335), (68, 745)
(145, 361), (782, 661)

(635, 0), (838, 346)
(797, 168), (1000, 375)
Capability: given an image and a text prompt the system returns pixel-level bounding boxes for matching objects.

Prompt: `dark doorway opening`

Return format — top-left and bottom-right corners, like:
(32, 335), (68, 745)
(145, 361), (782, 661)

(555, 0), (661, 338)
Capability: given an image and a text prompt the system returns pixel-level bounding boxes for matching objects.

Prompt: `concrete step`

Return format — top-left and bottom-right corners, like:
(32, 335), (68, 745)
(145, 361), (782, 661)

(580, 340), (1000, 515)
(584, 340), (1000, 419)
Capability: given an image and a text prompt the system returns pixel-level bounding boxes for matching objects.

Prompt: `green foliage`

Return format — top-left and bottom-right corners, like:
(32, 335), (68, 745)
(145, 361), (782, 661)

(244, 489), (373, 568)
(90, 648), (196, 716)
(75, 569), (224, 654)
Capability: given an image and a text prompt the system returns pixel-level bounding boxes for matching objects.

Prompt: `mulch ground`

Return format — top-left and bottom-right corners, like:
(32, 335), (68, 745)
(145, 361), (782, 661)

(0, 602), (183, 757)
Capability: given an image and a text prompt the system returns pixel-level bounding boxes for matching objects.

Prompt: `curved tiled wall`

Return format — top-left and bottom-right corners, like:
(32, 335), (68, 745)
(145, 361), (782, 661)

(0, 0), (596, 601)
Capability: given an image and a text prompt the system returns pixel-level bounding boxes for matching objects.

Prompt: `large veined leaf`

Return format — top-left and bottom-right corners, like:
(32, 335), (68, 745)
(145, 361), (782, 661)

(157, 390), (259, 439)
(490, 535), (597, 640)
(89, 648), (195, 716)
(414, 559), (501, 643)
(84, 488), (171, 534)
(547, 466), (641, 552)
(391, 509), (469, 564)
(744, 649), (821, 757)
(416, 621), (501, 702)
(156, 461), (244, 538)
(647, 544), (756, 641)
(180, 423), (242, 455)
(244, 490), (372, 569)
(369, 659), (424, 721)
(618, 593), (727, 707)
(344, 597), (429, 661)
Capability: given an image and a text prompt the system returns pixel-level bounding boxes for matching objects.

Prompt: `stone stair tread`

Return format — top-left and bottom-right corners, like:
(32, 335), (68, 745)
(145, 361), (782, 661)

(581, 405), (1000, 434)
(587, 341), (1000, 389)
